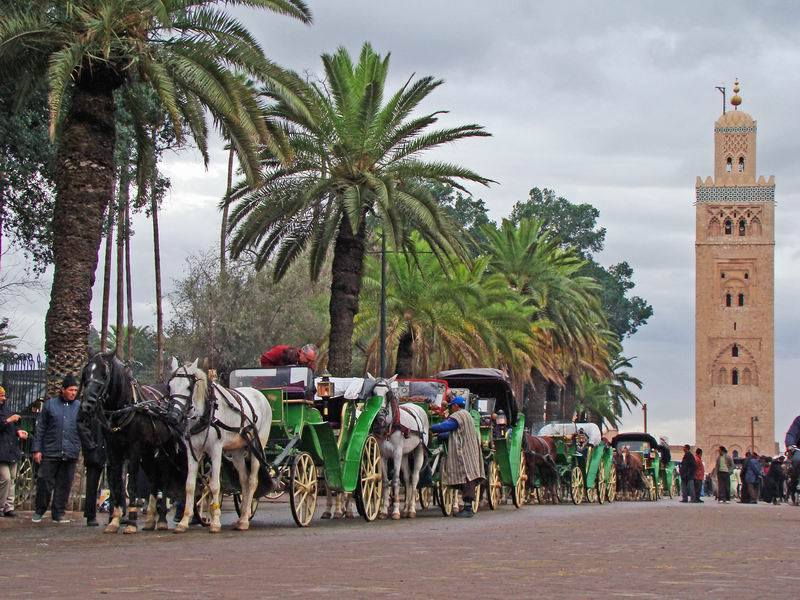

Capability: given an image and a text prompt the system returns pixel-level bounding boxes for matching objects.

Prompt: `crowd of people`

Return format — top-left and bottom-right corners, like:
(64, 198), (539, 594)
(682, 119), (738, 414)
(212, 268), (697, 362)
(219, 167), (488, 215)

(678, 442), (796, 505)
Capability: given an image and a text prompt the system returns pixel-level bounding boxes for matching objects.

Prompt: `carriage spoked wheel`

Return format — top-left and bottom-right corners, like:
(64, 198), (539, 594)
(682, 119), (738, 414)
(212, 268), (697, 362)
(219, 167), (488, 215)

(194, 460), (213, 527)
(266, 465), (290, 501)
(670, 475), (679, 499)
(418, 486), (433, 510)
(642, 474), (656, 501)
(606, 466), (617, 503)
(511, 452), (528, 508)
(570, 465), (585, 505)
(487, 460), (503, 510)
(586, 478), (597, 504)
(289, 452), (318, 527)
(233, 492), (259, 520)
(595, 463), (606, 505)
(14, 456), (34, 507)
(439, 485), (457, 516)
(354, 435), (383, 522)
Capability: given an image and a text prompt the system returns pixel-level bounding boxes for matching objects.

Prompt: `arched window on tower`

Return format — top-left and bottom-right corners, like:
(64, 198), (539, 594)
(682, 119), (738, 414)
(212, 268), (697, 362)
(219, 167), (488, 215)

(726, 157), (733, 173)
(739, 219), (746, 236)
(732, 369), (739, 385)
(725, 293), (732, 307)
(738, 293), (745, 307)
(732, 344), (739, 357)
(724, 219), (732, 235)
(738, 157), (745, 172)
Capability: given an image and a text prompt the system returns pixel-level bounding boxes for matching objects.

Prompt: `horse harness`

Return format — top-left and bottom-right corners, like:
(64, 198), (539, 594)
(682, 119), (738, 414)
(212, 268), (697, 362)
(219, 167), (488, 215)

(379, 390), (424, 441)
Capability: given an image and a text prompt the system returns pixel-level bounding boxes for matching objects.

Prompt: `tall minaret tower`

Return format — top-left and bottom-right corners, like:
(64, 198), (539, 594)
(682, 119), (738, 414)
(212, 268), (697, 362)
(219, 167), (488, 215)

(695, 80), (775, 456)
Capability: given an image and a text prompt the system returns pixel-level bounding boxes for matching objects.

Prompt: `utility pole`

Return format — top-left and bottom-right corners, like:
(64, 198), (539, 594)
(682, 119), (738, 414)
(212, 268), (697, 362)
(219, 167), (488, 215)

(642, 402), (648, 433)
(750, 415), (759, 453)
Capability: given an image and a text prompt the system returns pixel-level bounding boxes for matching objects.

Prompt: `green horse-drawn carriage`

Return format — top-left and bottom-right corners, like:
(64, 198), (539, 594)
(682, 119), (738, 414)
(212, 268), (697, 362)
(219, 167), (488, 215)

(433, 369), (528, 513)
(534, 422), (615, 505)
(197, 367), (385, 527)
(611, 432), (675, 501)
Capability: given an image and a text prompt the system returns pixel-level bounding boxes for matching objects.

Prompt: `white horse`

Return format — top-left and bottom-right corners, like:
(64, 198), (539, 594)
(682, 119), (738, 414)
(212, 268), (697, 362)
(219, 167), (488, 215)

(168, 358), (272, 533)
(373, 381), (429, 520)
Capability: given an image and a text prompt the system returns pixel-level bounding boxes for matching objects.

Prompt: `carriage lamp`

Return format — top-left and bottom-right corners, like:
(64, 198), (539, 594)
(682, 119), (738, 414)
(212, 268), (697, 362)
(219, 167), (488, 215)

(495, 410), (508, 427)
(317, 371), (334, 417)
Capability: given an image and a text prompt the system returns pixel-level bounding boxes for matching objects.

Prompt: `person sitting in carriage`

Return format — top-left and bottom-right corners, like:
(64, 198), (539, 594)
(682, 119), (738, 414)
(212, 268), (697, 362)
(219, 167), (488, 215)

(430, 395), (485, 518)
(260, 344), (318, 371)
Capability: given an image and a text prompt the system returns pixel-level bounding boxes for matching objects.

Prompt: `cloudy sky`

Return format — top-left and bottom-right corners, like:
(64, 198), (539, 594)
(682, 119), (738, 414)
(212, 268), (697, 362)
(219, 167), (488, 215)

(5, 0), (800, 444)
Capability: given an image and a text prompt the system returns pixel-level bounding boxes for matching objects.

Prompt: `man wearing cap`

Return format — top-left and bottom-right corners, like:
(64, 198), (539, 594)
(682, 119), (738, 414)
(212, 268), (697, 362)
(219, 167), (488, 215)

(430, 395), (484, 518)
(31, 375), (82, 523)
(0, 385), (29, 517)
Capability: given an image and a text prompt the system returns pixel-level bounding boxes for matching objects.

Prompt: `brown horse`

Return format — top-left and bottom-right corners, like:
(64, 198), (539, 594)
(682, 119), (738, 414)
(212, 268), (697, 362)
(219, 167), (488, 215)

(524, 434), (560, 502)
(615, 447), (645, 500)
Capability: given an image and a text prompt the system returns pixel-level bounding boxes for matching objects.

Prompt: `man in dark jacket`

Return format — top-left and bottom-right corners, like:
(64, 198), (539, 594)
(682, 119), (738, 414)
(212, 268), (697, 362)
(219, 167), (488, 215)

(77, 411), (106, 526)
(32, 375), (81, 523)
(742, 452), (761, 504)
(680, 444), (696, 503)
(0, 385), (29, 517)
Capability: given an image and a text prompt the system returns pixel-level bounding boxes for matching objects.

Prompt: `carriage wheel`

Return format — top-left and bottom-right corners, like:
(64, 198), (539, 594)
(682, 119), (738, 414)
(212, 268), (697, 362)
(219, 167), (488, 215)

(487, 461), (503, 510)
(472, 484), (481, 513)
(289, 452), (318, 527)
(570, 465), (585, 505)
(642, 473), (656, 501)
(511, 452), (528, 508)
(266, 465), (289, 501)
(354, 435), (383, 522)
(439, 485), (457, 516)
(194, 460), (212, 527)
(606, 466), (617, 503)
(669, 475), (679, 499)
(595, 463), (605, 505)
(233, 493), (260, 520)
(14, 456), (34, 507)
(419, 486), (433, 510)
(586, 478), (597, 504)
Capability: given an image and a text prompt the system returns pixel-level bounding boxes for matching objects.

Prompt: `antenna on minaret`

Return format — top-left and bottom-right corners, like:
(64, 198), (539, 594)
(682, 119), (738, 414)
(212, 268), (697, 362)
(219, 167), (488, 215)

(715, 85), (727, 114)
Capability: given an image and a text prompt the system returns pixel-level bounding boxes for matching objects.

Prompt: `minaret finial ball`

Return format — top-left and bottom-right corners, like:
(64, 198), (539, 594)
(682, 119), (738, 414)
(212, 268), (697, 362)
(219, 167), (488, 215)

(730, 78), (742, 110)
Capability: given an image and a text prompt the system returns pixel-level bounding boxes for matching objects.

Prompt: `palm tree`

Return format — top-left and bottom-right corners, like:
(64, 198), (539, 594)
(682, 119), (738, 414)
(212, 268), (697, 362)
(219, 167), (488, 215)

(228, 43), (492, 375)
(0, 0), (312, 392)
(482, 217), (612, 422)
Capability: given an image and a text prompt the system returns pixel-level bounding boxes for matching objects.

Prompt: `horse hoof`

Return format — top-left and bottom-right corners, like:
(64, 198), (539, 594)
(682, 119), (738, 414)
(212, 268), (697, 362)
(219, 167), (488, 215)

(103, 524), (119, 534)
(378, 512), (388, 520)
(173, 524), (188, 534)
(209, 524), (222, 533)
(142, 523), (155, 531)
(233, 521), (249, 531)
(321, 511), (332, 519)
(344, 513), (354, 519)
(123, 525), (138, 535)
(155, 521), (170, 531)
(407, 512), (416, 519)
(391, 513), (401, 520)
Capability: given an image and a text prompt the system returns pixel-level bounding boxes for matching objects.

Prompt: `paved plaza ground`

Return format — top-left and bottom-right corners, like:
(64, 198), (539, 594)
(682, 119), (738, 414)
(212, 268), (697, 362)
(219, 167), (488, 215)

(1, 498), (797, 599)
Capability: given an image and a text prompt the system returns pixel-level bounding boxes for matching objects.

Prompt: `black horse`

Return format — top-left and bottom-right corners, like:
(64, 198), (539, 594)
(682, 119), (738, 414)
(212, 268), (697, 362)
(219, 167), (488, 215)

(79, 351), (187, 533)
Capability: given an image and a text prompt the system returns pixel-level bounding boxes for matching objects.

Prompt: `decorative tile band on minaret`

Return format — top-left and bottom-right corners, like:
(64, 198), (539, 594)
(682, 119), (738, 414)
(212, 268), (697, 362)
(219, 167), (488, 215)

(694, 80), (776, 457)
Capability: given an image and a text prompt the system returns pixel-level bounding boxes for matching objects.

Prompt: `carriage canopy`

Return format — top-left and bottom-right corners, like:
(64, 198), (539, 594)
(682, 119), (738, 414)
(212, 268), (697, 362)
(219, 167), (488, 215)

(537, 422), (602, 446)
(611, 432), (660, 454)
(434, 368), (517, 425)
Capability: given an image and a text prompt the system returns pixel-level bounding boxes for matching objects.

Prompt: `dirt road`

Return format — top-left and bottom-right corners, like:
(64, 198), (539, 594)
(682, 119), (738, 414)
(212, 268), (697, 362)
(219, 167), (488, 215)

(1, 499), (797, 599)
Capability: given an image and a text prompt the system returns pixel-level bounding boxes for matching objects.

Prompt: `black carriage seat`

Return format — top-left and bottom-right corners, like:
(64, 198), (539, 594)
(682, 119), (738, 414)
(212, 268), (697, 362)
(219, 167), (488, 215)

(284, 381), (307, 400)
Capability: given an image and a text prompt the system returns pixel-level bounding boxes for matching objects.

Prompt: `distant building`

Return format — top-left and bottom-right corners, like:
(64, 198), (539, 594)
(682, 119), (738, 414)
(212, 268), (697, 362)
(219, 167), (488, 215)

(694, 80), (775, 457)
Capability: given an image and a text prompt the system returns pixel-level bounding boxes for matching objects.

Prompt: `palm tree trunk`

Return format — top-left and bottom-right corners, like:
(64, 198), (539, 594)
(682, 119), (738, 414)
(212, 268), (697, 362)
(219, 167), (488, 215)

(527, 368), (547, 425)
(150, 141), (164, 382)
(44, 82), (117, 395)
(395, 329), (413, 377)
(114, 169), (129, 359)
(220, 145), (234, 275)
(545, 381), (561, 422)
(327, 217), (367, 376)
(124, 199), (134, 361)
(99, 201), (115, 352)
(563, 375), (577, 422)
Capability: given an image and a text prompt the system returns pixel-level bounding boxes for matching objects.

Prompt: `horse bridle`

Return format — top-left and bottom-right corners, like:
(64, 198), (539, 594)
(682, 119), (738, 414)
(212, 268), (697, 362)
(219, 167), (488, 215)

(168, 368), (201, 421)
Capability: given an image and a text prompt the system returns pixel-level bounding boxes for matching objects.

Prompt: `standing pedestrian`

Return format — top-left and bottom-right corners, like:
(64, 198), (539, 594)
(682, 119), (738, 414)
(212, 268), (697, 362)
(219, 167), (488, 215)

(77, 410), (106, 526)
(430, 395), (485, 518)
(679, 444), (696, 503)
(693, 448), (705, 503)
(743, 452), (761, 504)
(31, 376), (81, 523)
(714, 446), (733, 503)
(0, 386), (29, 517)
